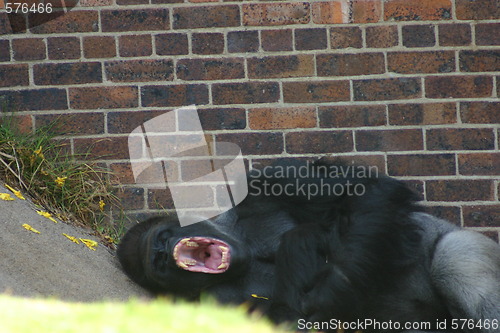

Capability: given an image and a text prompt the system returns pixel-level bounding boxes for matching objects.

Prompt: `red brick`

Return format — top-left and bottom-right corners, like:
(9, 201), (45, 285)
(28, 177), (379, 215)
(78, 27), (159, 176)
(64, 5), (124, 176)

(156, 33), (189, 56)
(47, 37), (80, 60)
(312, 1), (344, 24)
(425, 76), (493, 99)
(351, 0), (382, 23)
(460, 102), (500, 124)
(0, 40), (10, 62)
(192, 33), (224, 55)
(243, 3), (309, 26)
(388, 51), (455, 74)
(475, 23), (500, 46)
(69, 86), (138, 109)
(387, 154), (456, 176)
(319, 105), (386, 128)
(354, 78), (421, 101)
(119, 35), (152, 57)
(330, 27), (362, 49)
(459, 153), (500, 176)
(384, 0), (452, 21)
(366, 26), (398, 48)
(12, 38), (46, 61)
(212, 82), (279, 105)
(456, 0), (499, 20)
(283, 81), (350, 103)
(463, 206), (500, 228)
(312, 1), (381, 24)
(438, 24), (471, 46)
(317, 53), (385, 76)
(177, 58), (245, 81)
(74, 136), (130, 160)
(102, 9), (169, 32)
(426, 128), (495, 151)
(261, 29), (293, 51)
(460, 50), (500, 72)
(295, 28), (327, 50)
(249, 107), (316, 130)
(0, 89), (68, 111)
(248, 55), (314, 79)
(141, 85), (209, 107)
(105, 59), (174, 82)
(34, 62), (102, 85)
(35, 113), (104, 135)
(30, 11), (98, 34)
(173, 5), (240, 29)
(216, 133), (284, 155)
(0, 115), (33, 134)
(227, 31), (259, 53)
(0, 64), (29, 88)
(402, 25), (435, 47)
(286, 131), (353, 154)
(426, 180), (493, 202)
(356, 129), (423, 152)
(83, 36), (116, 59)
(388, 103), (456, 125)
(109, 163), (136, 184)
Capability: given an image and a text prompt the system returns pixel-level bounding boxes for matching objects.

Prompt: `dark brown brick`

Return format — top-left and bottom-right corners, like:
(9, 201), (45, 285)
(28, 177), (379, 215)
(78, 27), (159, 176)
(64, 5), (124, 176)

(402, 25), (435, 47)
(261, 29), (293, 51)
(320, 155), (387, 174)
(83, 36), (116, 59)
(460, 50), (500, 72)
(156, 33), (189, 56)
(0, 40), (10, 62)
(47, 37), (80, 60)
(330, 27), (362, 49)
(356, 129), (423, 151)
(227, 31), (259, 53)
(12, 38), (46, 61)
(388, 103), (456, 125)
(242, 3), (310, 26)
(427, 128), (495, 151)
(460, 102), (500, 124)
(102, 9), (169, 32)
(109, 163), (136, 184)
(173, 5), (239, 29)
(148, 189), (174, 210)
(366, 26), (398, 48)
(141, 85), (209, 107)
(286, 131), (353, 154)
(476, 23), (500, 46)
(459, 153), (500, 176)
(216, 132), (284, 155)
(384, 0), (452, 21)
(387, 154), (456, 176)
(426, 180), (493, 202)
(34, 62), (102, 85)
(117, 0), (148, 5)
(317, 53), (385, 76)
(0, 13), (13, 34)
(388, 51), (455, 74)
(177, 58), (245, 81)
(438, 24), (471, 46)
(295, 28), (327, 50)
(115, 187), (145, 210)
(119, 35), (152, 57)
(69, 86), (138, 109)
(283, 81), (350, 103)
(192, 33), (224, 55)
(249, 107), (316, 130)
(108, 110), (167, 134)
(197, 108), (246, 130)
(30, 11), (98, 34)
(212, 82), (279, 105)
(353, 78), (421, 101)
(319, 105), (386, 128)
(0, 89), (67, 111)
(152, 0), (182, 3)
(425, 206), (461, 224)
(248, 55), (314, 79)
(456, 0), (499, 20)
(463, 206), (500, 228)
(425, 76), (493, 99)
(4, 13), (25, 34)
(35, 113), (104, 135)
(74, 136), (130, 160)
(0, 64), (29, 88)
(105, 59), (174, 82)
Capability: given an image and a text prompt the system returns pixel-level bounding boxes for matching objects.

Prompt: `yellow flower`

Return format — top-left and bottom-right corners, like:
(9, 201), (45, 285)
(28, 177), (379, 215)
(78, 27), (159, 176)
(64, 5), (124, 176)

(34, 146), (44, 159)
(0, 193), (15, 201)
(55, 176), (68, 187)
(22, 224), (41, 234)
(80, 238), (98, 251)
(63, 233), (80, 244)
(37, 210), (58, 223)
(5, 184), (25, 200)
(99, 200), (105, 212)
(251, 294), (269, 300)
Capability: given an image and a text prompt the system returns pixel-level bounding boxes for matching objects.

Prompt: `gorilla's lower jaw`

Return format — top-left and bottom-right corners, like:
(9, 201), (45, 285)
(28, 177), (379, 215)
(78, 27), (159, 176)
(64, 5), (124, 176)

(173, 237), (231, 273)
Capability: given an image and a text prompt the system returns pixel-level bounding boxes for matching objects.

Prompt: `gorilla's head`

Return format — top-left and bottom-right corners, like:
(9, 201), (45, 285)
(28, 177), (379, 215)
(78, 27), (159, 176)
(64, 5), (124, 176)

(117, 215), (246, 297)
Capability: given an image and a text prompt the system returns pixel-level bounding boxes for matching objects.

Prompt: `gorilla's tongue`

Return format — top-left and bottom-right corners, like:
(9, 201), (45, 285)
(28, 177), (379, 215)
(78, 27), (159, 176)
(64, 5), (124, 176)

(173, 237), (231, 274)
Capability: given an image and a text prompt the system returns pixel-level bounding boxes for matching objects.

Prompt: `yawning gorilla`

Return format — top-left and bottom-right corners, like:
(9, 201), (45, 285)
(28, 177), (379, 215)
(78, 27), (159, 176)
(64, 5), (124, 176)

(118, 159), (500, 333)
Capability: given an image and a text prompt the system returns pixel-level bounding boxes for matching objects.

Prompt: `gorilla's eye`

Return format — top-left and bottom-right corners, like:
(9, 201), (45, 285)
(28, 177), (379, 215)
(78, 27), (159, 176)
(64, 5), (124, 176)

(173, 237), (231, 274)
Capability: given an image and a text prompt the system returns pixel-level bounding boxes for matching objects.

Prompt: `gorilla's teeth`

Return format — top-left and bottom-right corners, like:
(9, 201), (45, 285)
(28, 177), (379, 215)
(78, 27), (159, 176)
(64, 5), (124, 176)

(217, 263), (228, 269)
(186, 241), (199, 248)
(178, 261), (188, 269)
(184, 259), (196, 266)
(173, 247), (179, 260)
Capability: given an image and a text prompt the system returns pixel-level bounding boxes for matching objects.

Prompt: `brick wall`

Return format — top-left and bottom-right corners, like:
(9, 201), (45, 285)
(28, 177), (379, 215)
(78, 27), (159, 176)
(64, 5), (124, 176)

(0, 0), (499, 240)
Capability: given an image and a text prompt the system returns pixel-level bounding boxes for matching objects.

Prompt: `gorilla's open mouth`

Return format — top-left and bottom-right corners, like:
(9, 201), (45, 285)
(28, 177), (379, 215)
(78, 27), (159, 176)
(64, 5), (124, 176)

(173, 237), (231, 274)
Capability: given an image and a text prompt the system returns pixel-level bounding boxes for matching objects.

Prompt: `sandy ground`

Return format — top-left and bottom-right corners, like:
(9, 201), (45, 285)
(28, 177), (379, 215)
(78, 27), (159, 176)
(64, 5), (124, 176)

(0, 183), (151, 302)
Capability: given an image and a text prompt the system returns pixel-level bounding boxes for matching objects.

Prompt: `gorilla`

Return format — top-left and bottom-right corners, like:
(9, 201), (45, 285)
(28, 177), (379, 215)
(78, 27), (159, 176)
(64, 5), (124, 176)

(118, 159), (500, 333)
